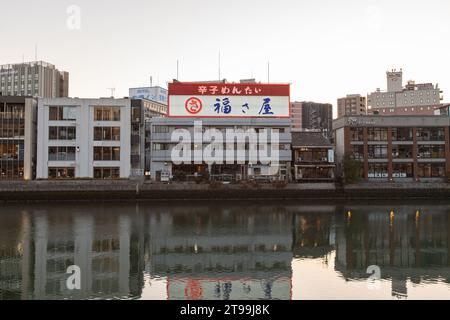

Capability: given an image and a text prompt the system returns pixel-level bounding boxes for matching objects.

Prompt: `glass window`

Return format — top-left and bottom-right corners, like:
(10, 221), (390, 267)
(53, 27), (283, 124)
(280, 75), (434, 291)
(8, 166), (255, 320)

(350, 128), (363, 141)
(112, 127), (120, 141)
(49, 127), (58, 140)
(393, 163), (413, 178)
(368, 145), (388, 159)
(368, 163), (388, 179)
(112, 147), (120, 161)
(418, 164), (445, 178)
(351, 145), (364, 160)
(417, 128), (445, 141)
(368, 128), (388, 141)
(392, 128), (413, 141)
(392, 145), (413, 159)
(94, 167), (120, 179)
(48, 167), (75, 179)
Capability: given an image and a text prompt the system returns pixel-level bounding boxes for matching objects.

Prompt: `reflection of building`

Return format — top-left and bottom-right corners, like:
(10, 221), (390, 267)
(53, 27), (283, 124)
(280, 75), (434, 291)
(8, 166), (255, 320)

(292, 132), (335, 182)
(0, 206), (144, 300)
(145, 206), (294, 300)
(0, 96), (37, 180)
(333, 115), (450, 182)
(367, 69), (444, 116)
(292, 208), (335, 259)
(0, 61), (69, 98)
(335, 206), (450, 298)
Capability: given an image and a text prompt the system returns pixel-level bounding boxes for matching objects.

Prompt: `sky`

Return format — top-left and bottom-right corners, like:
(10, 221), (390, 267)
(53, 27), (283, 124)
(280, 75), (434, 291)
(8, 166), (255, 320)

(1, 0), (449, 116)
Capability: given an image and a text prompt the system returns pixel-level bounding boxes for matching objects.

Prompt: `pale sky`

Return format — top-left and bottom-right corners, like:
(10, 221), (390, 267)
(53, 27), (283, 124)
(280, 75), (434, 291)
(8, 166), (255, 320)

(1, 0), (449, 116)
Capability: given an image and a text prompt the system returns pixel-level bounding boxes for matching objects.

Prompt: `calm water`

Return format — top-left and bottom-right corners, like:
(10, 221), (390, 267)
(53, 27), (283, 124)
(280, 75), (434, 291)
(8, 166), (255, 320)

(1, 200), (450, 300)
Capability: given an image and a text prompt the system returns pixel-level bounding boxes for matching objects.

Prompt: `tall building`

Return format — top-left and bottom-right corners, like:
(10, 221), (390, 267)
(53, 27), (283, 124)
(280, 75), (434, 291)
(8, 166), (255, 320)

(36, 98), (138, 179)
(290, 102), (302, 130)
(129, 86), (168, 105)
(367, 69), (443, 115)
(0, 61), (69, 98)
(0, 96), (37, 180)
(337, 94), (367, 118)
(291, 102), (333, 138)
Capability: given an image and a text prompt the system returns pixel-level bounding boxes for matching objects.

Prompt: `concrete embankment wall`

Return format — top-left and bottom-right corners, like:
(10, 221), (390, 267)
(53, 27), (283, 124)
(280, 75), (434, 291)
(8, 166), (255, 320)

(1, 181), (450, 202)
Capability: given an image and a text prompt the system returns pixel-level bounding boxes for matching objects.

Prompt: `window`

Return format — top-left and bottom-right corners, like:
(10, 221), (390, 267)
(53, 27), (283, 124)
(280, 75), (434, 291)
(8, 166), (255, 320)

(351, 145), (364, 160)
(392, 145), (413, 159)
(368, 145), (388, 159)
(94, 167), (120, 179)
(49, 106), (77, 121)
(93, 147), (120, 161)
(350, 128), (363, 141)
(392, 128), (413, 141)
(417, 128), (445, 141)
(48, 147), (76, 161)
(418, 163), (445, 178)
(153, 126), (169, 133)
(368, 128), (388, 141)
(368, 164), (388, 179)
(94, 127), (120, 141)
(393, 163), (413, 178)
(48, 127), (76, 140)
(418, 145), (445, 159)
(94, 107), (121, 121)
(48, 167), (75, 179)
(153, 143), (169, 151)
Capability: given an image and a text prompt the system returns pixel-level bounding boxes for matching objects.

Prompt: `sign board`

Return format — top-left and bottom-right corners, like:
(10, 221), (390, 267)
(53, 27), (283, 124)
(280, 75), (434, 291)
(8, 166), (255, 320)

(168, 83), (290, 118)
(328, 150), (335, 163)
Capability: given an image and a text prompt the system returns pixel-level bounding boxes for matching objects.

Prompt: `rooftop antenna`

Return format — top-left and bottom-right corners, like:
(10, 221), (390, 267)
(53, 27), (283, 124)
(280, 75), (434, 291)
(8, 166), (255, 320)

(218, 51), (221, 81)
(150, 76), (153, 87)
(267, 61), (270, 83)
(35, 43), (38, 61)
(107, 88), (116, 98)
(176, 60), (179, 81)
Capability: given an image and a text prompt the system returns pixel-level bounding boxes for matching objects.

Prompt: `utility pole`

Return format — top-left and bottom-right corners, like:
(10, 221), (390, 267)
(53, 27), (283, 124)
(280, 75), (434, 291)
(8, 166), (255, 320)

(107, 88), (116, 98)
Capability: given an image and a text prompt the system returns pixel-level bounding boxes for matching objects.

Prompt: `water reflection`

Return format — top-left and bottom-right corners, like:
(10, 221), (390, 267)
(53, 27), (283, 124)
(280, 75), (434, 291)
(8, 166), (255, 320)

(1, 202), (450, 300)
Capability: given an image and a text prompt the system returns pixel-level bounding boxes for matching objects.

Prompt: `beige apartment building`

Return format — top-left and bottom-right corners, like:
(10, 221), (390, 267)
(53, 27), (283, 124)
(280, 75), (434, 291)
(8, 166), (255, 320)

(337, 94), (367, 118)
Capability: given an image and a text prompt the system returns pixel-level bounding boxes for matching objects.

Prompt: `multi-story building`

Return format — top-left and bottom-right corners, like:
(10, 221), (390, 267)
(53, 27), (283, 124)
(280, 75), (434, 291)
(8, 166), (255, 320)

(129, 86), (168, 105)
(0, 61), (69, 98)
(333, 115), (450, 182)
(36, 98), (138, 179)
(291, 102), (302, 130)
(367, 69), (444, 115)
(291, 102), (333, 138)
(0, 96), (37, 180)
(148, 118), (292, 182)
(292, 131), (335, 182)
(337, 94), (367, 118)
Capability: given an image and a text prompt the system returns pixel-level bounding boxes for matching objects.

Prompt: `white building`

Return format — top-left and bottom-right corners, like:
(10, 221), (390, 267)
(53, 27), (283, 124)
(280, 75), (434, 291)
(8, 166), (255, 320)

(36, 98), (132, 179)
(368, 69), (443, 115)
(129, 86), (168, 105)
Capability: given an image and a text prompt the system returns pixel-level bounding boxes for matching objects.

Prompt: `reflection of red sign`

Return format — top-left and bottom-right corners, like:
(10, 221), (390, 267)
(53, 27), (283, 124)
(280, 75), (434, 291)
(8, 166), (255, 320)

(185, 280), (203, 300)
(185, 97), (202, 114)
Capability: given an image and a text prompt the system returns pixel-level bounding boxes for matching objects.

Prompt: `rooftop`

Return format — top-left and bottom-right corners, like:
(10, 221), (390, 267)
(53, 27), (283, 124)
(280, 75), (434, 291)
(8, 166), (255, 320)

(292, 131), (332, 148)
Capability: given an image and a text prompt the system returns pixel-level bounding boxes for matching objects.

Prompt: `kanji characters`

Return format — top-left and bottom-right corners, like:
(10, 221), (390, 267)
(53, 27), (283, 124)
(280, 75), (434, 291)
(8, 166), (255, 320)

(259, 98), (274, 115)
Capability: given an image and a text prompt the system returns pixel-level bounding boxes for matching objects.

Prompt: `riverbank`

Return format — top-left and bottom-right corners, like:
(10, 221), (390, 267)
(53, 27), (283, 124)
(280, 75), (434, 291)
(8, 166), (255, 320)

(1, 180), (450, 202)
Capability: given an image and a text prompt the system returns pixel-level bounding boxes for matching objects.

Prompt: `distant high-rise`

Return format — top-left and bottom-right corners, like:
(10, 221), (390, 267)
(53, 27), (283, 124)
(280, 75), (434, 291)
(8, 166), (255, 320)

(337, 94), (367, 118)
(367, 69), (443, 115)
(0, 61), (69, 98)
(291, 102), (333, 138)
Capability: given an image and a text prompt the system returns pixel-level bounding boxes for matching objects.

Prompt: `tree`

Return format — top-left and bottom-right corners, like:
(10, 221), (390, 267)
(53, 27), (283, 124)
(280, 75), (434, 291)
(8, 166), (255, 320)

(342, 153), (362, 184)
